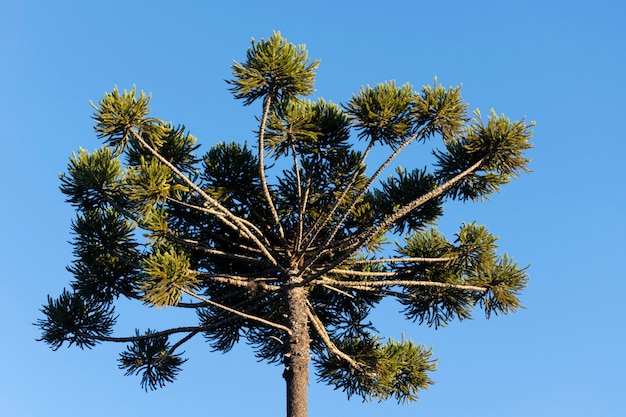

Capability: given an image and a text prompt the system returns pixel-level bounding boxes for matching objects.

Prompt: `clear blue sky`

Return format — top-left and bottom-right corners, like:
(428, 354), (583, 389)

(2, 1), (625, 416)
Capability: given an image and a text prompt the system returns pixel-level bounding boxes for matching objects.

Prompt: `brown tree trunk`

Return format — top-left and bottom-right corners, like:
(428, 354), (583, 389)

(284, 281), (310, 417)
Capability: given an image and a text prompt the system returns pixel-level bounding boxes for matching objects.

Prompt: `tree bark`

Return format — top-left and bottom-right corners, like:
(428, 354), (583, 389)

(284, 280), (310, 417)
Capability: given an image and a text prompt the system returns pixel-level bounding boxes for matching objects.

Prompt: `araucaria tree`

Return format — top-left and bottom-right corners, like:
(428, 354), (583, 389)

(37, 32), (533, 417)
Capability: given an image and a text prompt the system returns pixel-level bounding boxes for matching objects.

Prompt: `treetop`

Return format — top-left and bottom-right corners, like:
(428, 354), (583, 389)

(38, 32), (533, 414)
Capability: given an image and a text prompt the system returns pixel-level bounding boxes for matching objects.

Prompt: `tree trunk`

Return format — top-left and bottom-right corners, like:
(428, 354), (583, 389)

(284, 281), (310, 417)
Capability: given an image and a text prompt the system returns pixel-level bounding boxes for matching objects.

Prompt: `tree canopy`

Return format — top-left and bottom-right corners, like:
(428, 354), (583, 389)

(37, 32), (533, 417)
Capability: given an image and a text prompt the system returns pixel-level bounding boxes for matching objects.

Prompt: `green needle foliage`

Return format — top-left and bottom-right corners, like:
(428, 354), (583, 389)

(118, 329), (188, 391)
(37, 31), (533, 417)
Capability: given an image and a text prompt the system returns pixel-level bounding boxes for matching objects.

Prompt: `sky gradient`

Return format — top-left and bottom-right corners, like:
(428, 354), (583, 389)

(1, 1), (625, 416)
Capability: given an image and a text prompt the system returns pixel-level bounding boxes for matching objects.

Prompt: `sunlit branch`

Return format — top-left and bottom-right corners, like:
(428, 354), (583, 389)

(299, 233), (355, 254)
(193, 271), (281, 291)
(321, 284), (356, 299)
(300, 140), (375, 255)
(166, 197), (271, 246)
(208, 291), (282, 324)
(291, 140), (305, 255)
(315, 278), (488, 293)
(306, 301), (361, 370)
(165, 228), (266, 258)
(295, 225), (376, 268)
(174, 284), (292, 335)
(373, 156), (486, 238)
(302, 155), (487, 285)
(257, 95), (287, 242)
(129, 128), (281, 268)
(309, 125), (430, 266)
(344, 256), (457, 264)
(328, 269), (399, 278)
(299, 175), (312, 250)
(167, 234), (273, 268)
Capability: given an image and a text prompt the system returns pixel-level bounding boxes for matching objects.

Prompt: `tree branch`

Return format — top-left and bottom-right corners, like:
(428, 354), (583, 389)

(306, 301), (361, 370)
(321, 284), (356, 299)
(168, 328), (202, 354)
(300, 140), (374, 255)
(167, 233), (274, 269)
(344, 256), (457, 265)
(173, 284), (292, 335)
(374, 157), (486, 237)
(166, 196), (271, 247)
(315, 277), (488, 293)
(301, 156), (487, 286)
(291, 139), (305, 255)
(193, 271), (282, 291)
(128, 128), (282, 269)
(257, 95), (287, 242)
(310, 126), (426, 263)
(75, 326), (205, 344)
(328, 269), (399, 278)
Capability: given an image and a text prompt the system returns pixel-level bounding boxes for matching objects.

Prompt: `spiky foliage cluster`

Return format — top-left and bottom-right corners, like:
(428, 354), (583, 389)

(37, 31), (533, 404)
(118, 329), (188, 391)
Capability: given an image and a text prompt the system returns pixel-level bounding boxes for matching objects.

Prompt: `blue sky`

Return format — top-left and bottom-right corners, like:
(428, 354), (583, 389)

(1, 1), (625, 416)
